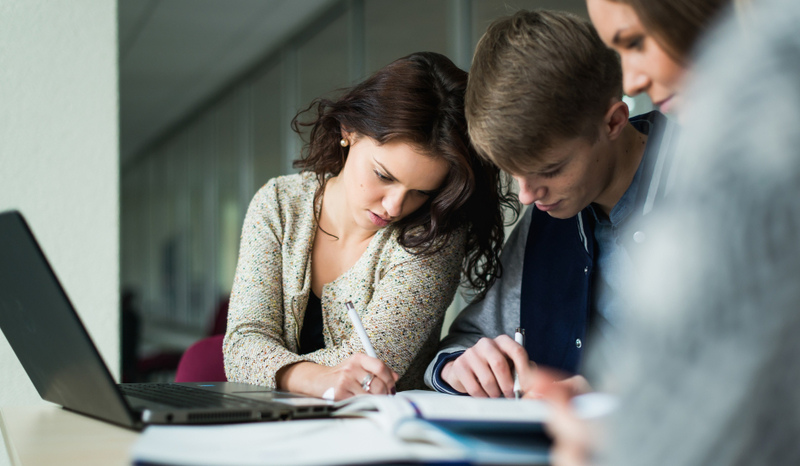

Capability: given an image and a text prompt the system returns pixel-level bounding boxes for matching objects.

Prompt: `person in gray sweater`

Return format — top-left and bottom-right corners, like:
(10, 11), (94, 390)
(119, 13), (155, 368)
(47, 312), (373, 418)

(534, 1), (800, 465)
(425, 10), (679, 398)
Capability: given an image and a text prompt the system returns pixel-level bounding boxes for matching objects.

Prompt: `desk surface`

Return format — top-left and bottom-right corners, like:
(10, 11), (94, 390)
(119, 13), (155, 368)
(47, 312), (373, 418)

(0, 404), (138, 466)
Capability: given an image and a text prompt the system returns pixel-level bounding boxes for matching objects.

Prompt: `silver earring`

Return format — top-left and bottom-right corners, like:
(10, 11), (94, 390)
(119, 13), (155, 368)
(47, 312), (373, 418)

(340, 138), (349, 147)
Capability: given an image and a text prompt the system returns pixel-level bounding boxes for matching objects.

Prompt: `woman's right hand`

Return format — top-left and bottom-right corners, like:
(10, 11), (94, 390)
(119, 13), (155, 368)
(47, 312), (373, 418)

(277, 353), (399, 401)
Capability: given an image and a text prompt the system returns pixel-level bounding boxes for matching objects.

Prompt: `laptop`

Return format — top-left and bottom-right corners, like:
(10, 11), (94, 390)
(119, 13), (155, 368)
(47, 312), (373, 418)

(0, 210), (334, 430)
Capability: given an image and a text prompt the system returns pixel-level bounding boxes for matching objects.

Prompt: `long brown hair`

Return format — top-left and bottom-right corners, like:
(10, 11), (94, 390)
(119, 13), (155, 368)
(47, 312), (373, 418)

(610, 0), (732, 62)
(292, 52), (518, 301)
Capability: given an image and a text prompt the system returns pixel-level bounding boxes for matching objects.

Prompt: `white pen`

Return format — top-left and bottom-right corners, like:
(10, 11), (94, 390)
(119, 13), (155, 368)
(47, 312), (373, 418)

(513, 327), (525, 399)
(345, 301), (377, 358)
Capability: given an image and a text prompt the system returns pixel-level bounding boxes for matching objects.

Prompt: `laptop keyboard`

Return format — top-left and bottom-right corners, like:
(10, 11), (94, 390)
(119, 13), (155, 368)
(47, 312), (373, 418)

(119, 383), (267, 409)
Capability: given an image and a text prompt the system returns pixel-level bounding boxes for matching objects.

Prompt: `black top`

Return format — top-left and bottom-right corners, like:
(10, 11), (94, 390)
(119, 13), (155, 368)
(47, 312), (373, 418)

(298, 292), (325, 355)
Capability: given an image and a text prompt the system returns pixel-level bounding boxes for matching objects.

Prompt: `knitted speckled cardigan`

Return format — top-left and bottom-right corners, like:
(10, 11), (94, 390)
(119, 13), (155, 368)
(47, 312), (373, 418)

(223, 172), (465, 390)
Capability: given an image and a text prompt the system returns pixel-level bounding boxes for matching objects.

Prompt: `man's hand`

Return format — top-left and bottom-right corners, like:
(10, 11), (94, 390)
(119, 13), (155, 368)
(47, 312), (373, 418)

(440, 335), (534, 398)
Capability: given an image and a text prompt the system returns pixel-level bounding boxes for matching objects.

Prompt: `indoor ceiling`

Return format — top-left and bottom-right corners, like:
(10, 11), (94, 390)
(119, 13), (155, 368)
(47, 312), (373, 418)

(119, 0), (337, 165)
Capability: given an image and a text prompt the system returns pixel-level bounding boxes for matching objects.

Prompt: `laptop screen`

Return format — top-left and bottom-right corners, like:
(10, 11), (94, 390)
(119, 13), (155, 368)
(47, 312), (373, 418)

(0, 211), (136, 428)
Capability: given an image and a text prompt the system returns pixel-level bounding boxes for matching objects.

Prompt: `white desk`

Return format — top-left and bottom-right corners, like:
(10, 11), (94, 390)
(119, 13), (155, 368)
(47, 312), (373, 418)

(0, 404), (138, 466)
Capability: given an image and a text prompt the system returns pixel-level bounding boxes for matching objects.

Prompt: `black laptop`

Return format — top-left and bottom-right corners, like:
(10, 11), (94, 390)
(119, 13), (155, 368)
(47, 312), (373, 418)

(0, 210), (334, 430)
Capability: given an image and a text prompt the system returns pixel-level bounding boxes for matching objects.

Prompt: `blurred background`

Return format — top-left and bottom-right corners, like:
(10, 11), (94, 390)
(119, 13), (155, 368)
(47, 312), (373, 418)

(118, 0), (653, 383)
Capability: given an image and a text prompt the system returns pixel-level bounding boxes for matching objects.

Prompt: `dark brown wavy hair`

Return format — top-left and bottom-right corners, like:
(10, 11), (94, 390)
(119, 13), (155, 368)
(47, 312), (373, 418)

(292, 51), (518, 301)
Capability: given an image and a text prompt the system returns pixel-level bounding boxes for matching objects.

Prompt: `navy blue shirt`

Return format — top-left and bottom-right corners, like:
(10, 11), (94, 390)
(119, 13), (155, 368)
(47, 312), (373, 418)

(429, 111), (677, 393)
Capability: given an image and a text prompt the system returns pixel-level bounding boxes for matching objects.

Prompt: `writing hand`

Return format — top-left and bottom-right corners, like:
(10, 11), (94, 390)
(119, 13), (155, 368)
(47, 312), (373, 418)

(277, 353), (398, 401)
(441, 335), (535, 398)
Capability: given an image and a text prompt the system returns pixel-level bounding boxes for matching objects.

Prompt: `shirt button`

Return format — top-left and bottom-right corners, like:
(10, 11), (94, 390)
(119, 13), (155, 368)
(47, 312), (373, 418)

(575, 338), (582, 348)
(633, 231), (646, 243)
(583, 266), (589, 274)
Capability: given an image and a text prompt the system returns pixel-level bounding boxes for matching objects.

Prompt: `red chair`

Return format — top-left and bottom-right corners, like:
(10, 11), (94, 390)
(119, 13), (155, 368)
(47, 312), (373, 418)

(174, 334), (227, 382)
(138, 298), (230, 382)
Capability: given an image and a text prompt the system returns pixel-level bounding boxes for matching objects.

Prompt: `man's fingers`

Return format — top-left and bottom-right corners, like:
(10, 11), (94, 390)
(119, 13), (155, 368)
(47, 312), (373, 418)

(456, 366), (490, 398)
(450, 352), (492, 397)
(493, 334), (534, 397)
(445, 336), (537, 398)
(441, 360), (468, 393)
(494, 334), (530, 369)
(472, 358), (505, 398)
(462, 337), (515, 397)
(483, 351), (516, 398)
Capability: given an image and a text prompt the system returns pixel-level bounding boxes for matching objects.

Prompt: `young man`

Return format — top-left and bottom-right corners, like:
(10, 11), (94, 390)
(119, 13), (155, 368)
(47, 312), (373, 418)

(424, 9), (678, 397)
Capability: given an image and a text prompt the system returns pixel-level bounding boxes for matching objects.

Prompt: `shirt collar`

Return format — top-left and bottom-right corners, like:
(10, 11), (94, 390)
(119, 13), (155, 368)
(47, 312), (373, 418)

(591, 112), (659, 228)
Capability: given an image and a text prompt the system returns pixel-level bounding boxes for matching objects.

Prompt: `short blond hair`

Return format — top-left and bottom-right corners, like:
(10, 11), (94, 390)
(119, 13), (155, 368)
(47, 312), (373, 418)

(466, 10), (622, 174)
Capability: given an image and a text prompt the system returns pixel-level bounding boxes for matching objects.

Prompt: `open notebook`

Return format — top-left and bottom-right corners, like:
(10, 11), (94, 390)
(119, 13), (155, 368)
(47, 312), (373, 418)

(131, 387), (616, 464)
(132, 390), (617, 465)
(132, 390), (555, 465)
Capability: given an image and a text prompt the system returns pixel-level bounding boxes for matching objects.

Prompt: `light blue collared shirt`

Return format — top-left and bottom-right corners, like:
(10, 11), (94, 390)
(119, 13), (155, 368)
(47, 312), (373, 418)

(591, 116), (656, 332)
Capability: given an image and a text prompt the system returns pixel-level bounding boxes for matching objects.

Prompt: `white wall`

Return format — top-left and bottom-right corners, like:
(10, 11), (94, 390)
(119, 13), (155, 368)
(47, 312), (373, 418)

(0, 1), (118, 463)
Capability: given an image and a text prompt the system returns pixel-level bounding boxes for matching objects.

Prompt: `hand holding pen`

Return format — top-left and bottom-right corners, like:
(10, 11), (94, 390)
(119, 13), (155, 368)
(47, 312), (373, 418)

(440, 333), (535, 398)
(280, 301), (397, 401)
(513, 328), (525, 399)
(316, 302), (398, 401)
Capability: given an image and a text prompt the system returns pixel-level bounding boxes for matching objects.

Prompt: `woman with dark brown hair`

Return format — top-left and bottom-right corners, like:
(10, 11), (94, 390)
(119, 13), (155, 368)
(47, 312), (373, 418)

(223, 52), (516, 401)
